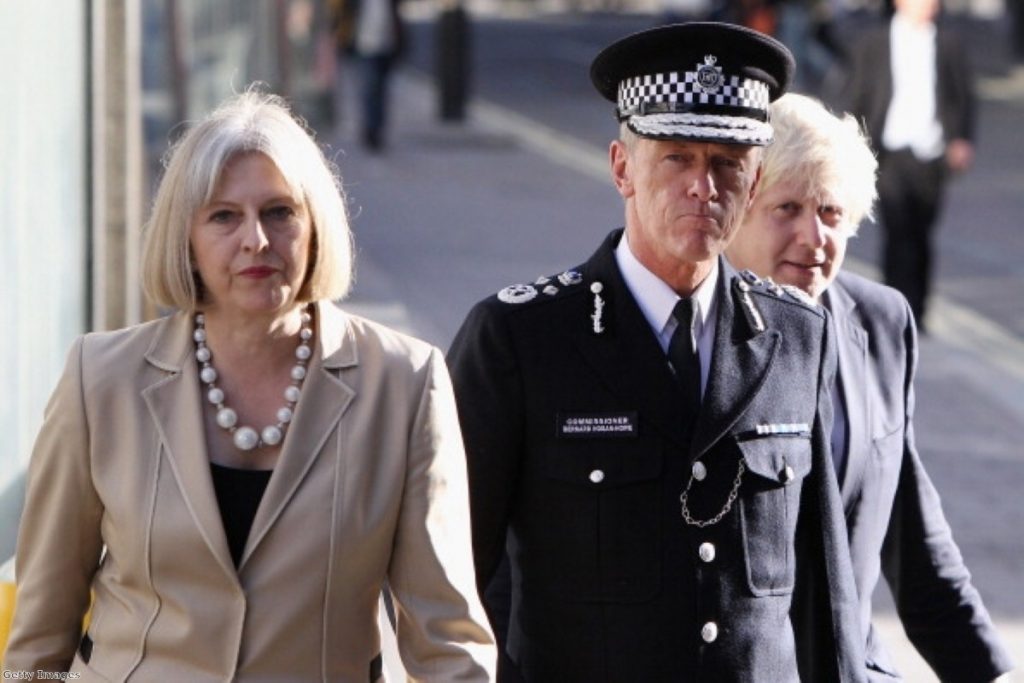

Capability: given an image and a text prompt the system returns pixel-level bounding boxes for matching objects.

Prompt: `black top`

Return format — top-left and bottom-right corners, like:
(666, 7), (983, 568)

(210, 463), (273, 568)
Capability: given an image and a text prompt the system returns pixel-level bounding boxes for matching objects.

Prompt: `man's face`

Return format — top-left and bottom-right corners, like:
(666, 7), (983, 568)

(611, 137), (761, 284)
(726, 177), (849, 302)
(895, 0), (939, 23)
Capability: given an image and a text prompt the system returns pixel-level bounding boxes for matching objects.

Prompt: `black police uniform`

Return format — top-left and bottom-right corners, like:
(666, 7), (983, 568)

(448, 230), (865, 682)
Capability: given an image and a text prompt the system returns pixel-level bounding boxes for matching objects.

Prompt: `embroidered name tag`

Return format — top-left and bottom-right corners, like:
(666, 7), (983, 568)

(557, 412), (638, 438)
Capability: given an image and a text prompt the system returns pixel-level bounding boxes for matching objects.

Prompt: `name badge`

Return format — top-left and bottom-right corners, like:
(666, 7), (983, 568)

(557, 412), (638, 438)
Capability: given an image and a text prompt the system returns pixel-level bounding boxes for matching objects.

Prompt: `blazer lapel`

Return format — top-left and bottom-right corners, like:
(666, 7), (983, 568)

(241, 301), (357, 568)
(142, 312), (237, 580)
(826, 280), (871, 510)
(571, 231), (692, 450)
(690, 260), (780, 461)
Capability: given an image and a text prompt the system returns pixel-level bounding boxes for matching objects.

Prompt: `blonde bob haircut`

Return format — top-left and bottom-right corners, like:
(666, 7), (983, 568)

(142, 89), (354, 310)
(760, 93), (878, 235)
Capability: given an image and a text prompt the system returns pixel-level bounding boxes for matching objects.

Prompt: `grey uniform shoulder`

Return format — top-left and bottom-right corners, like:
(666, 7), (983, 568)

(736, 270), (823, 313)
(731, 269), (825, 333)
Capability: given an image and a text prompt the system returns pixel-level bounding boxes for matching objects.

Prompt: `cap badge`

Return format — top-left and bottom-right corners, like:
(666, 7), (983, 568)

(695, 55), (723, 94)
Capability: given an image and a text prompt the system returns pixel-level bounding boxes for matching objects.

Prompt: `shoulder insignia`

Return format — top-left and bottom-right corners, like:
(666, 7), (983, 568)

(497, 268), (587, 306)
(558, 270), (583, 286)
(780, 284), (818, 308)
(739, 269), (762, 285)
(762, 276), (784, 296)
(497, 284), (538, 304)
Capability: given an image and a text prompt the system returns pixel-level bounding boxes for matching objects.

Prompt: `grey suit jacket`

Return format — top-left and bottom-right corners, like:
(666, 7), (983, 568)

(826, 271), (1013, 682)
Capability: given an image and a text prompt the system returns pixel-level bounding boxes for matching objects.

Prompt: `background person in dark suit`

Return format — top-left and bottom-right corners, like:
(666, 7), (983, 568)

(726, 92), (1014, 682)
(448, 23), (865, 682)
(843, 0), (975, 329)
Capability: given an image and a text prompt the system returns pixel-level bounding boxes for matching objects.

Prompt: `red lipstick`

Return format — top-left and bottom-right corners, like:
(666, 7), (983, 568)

(238, 266), (276, 279)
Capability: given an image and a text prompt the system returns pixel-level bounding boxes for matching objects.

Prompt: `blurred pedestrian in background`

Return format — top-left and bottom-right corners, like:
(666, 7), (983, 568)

(773, 0), (841, 90)
(726, 92), (1014, 683)
(843, 0), (976, 329)
(448, 22), (864, 682)
(328, 0), (405, 152)
(2, 90), (494, 682)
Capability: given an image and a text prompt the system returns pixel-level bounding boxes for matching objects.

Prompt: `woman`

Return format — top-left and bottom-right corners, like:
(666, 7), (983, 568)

(725, 93), (1013, 682)
(4, 91), (495, 681)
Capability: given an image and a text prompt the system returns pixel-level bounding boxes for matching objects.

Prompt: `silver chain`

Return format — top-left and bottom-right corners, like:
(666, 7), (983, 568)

(680, 459), (746, 528)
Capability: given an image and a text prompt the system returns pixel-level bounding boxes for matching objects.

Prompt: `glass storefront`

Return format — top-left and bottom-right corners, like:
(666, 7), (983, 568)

(0, 3), (90, 562)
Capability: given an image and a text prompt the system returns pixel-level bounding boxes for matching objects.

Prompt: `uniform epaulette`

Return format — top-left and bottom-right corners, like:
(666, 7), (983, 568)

(779, 284), (818, 308)
(738, 271), (817, 306)
(733, 270), (824, 333)
(495, 269), (587, 306)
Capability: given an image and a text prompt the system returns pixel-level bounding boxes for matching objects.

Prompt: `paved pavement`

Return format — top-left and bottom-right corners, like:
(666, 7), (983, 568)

(330, 15), (1023, 679)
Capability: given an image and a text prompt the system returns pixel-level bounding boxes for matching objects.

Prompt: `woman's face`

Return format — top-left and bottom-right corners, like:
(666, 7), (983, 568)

(190, 152), (312, 317)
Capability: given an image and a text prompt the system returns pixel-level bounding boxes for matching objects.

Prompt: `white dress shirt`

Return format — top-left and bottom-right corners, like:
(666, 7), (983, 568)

(882, 13), (944, 160)
(355, 0), (397, 56)
(615, 232), (718, 398)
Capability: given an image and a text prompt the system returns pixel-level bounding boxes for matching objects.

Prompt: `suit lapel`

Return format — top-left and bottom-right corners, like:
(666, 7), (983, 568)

(570, 236), (779, 455)
(241, 301), (357, 568)
(571, 232), (692, 450)
(142, 312), (237, 580)
(827, 281), (871, 510)
(690, 260), (780, 461)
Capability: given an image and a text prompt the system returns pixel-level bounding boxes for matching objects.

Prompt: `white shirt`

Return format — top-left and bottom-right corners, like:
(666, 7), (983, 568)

(615, 232), (718, 398)
(882, 13), (944, 160)
(355, 0), (396, 56)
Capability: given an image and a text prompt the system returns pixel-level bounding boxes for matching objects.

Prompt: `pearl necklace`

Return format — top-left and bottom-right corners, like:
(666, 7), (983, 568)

(193, 307), (313, 451)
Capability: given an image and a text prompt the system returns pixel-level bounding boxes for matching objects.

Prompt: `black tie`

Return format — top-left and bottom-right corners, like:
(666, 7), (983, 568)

(668, 298), (702, 420)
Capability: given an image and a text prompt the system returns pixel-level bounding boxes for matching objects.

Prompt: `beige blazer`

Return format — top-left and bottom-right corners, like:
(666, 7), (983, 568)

(4, 301), (495, 682)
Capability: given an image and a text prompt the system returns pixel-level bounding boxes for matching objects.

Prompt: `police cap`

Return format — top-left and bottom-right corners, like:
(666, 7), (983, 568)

(590, 22), (795, 146)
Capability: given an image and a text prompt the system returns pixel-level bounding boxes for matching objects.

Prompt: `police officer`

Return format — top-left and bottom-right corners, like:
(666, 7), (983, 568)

(448, 23), (864, 682)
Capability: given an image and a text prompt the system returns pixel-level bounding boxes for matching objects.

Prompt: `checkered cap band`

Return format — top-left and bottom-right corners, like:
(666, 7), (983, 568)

(627, 112), (774, 146)
(617, 70), (771, 119)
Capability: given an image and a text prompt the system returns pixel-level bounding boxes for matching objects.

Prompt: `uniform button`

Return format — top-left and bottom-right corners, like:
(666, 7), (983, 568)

(691, 461), (707, 481)
(701, 622), (718, 643)
(589, 469), (605, 484)
(780, 464), (795, 483)
(698, 542), (716, 563)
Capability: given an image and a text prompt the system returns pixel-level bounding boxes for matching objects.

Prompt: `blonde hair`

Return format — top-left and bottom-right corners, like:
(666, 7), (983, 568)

(761, 94), (878, 234)
(142, 89), (354, 310)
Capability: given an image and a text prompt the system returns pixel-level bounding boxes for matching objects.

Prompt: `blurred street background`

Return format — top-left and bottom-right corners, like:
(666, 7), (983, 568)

(3, 0), (1023, 677)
